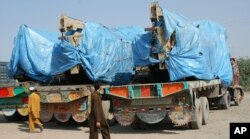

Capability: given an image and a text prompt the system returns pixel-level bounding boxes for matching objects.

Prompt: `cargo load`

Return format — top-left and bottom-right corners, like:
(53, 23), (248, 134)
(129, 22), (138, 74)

(8, 24), (145, 85)
(8, 6), (232, 87)
(132, 10), (232, 87)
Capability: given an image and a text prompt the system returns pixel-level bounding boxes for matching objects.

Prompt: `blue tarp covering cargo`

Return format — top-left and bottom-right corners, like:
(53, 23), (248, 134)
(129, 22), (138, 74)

(164, 10), (232, 87)
(132, 10), (232, 87)
(8, 8), (232, 86)
(8, 24), (145, 84)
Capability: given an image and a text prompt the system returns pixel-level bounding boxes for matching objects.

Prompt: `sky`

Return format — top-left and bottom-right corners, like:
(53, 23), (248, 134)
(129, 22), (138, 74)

(0, 0), (250, 62)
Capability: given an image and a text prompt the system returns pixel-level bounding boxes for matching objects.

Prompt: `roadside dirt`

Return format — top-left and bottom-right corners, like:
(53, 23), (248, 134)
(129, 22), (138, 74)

(0, 92), (249, 139)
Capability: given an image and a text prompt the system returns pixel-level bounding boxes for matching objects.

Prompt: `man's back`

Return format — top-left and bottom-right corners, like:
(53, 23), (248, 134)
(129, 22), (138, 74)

(28, 92), (41, 118)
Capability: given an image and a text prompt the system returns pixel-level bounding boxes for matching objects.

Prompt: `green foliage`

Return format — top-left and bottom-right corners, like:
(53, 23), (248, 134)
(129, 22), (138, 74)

(237, 57), (250, 91)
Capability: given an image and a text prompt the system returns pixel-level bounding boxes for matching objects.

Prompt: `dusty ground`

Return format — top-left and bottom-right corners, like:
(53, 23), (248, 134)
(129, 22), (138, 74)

(0, 92), (249, 139)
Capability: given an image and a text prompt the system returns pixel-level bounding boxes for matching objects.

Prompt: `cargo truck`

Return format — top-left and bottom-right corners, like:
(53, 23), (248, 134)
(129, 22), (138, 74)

(0, 15), (118, 124)
(0, 16), (94, 123)
(103, 3), (244, 129)
(0, 3), (244, 130)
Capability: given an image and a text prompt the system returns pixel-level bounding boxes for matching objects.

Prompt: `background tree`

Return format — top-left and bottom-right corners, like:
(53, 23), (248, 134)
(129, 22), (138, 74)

(237, 57), (250, 91)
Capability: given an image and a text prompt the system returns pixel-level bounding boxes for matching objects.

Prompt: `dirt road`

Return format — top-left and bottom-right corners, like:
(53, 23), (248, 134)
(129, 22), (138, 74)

(0, 92), (249, 139)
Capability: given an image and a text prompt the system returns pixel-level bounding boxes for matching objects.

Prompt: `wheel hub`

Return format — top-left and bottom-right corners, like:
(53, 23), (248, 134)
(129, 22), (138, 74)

(114, 112), (135, 126)
(168, 110), (192, 126)
(136, 111), (166, 124)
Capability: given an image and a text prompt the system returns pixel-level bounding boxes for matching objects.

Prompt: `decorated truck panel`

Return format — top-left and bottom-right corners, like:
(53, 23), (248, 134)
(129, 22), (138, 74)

(104, 80), (222, 128)
(37, 85), (92, 123)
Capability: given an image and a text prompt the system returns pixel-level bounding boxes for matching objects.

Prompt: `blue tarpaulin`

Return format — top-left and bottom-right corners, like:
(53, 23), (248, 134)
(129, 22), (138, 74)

(163, 10), (232, 86)
(132, 10), (232, 87)
(8, 23), (145, 84)
(8, 8), (232, 86)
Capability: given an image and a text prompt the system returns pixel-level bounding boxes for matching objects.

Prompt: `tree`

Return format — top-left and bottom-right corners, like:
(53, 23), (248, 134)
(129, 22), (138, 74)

(237, 57), (250, 91)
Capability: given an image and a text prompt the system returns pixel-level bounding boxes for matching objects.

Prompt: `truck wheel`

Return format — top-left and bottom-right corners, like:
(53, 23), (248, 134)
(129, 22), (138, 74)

(190, 99), (202, 129)
(200, 97), (209, 125)
(131, 121), (140, 130)
(131, 116), (140, 130)
(107, 117), (117, 127)
(138, 121), (148, 130)
(220, 91), (231, 109)
(3, 111), (26, 121)
(131, 117), (148, 130)
(2, 108), (27, 121)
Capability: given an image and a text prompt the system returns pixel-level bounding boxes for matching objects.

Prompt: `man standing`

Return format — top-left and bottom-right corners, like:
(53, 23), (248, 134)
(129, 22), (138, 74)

(89, 82), (111, 139)
(28, 87), (44, 133)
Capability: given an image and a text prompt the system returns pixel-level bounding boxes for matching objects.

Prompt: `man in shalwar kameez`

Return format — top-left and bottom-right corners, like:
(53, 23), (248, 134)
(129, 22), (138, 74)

(28, 87), (44, 133)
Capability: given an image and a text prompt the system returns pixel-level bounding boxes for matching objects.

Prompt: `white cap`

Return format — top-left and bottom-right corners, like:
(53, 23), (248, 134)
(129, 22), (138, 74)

(29, 87), (35, 91)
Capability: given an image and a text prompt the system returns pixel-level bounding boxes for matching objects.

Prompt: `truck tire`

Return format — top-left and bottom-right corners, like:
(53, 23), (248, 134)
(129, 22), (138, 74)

(131, 122), (140, 130)
(200, 97), (209, 125)
(3, 111), (27, 121)
(131, 117), (148, 130)
(131, 116), (140, 130)
(107, 116), (117, 127)
(189, 98), (202, 129)
(220, 91), (231, 109)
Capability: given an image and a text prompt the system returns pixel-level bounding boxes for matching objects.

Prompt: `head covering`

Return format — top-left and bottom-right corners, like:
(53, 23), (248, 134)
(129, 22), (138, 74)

(29, 86), (35, 91)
